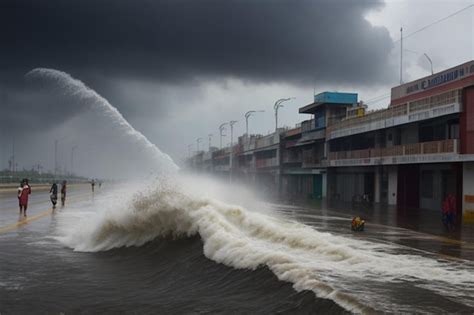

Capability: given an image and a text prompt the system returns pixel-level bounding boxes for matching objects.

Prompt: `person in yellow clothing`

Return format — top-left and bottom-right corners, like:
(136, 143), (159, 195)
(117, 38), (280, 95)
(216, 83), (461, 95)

(351, 216), (365, 231)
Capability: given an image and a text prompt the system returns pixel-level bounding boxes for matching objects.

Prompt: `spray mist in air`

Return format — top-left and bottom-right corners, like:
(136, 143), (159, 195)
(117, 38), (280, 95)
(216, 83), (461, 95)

(25, 68), (178, 176)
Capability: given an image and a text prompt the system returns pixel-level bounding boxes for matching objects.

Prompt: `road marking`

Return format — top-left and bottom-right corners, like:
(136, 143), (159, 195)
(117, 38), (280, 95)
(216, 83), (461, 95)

(0, 194), (91, 234)
(0, 209), (53, 233)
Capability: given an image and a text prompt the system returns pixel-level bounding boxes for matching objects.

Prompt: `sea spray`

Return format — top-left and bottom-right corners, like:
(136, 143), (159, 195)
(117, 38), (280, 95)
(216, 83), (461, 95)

(55, 176), (474, 314)
(25, 68), (178, 176)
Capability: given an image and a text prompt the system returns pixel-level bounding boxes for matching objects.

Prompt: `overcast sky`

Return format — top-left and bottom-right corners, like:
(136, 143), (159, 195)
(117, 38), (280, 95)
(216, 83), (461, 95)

(0, 0), (473, 177)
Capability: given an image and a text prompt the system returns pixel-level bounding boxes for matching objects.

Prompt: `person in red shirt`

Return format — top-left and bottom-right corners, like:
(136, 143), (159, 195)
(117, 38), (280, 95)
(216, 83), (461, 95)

(442, 194), (456, 231)
(18, 178), (31, 217)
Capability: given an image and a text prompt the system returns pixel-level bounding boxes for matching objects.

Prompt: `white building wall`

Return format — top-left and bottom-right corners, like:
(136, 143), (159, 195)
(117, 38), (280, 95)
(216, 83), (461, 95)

(463, 162), (474, 223)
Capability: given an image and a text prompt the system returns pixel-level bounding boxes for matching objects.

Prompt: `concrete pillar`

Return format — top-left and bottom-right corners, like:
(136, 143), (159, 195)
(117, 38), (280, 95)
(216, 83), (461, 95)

(374, 167), (381, 203)
(462, 162), (474, 223)
(388, 165), (398, 206)
(322, 172), (327, 198)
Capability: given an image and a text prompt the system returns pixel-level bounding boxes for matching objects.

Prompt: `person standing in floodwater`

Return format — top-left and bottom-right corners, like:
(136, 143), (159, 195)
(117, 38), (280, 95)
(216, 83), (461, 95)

(18, 178), (31, 217)
(91, 179), (95, 193)
(61, 180), (67, 207)
(442, 194), (457, 231)
(50, 181), (58, 209)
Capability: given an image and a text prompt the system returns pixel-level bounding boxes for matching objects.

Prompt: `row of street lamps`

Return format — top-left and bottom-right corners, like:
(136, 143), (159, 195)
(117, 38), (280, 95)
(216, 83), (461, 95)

(188, 98), (295, 157)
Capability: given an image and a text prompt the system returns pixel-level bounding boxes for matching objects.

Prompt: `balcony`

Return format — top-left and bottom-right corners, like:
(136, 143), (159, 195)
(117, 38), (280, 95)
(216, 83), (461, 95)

(302, 150), (324, 168)
(328, 139), (460, 165)
(256, 157), (279, 168)
(282, 153), (302, 164)
(327, 89), (462, 140)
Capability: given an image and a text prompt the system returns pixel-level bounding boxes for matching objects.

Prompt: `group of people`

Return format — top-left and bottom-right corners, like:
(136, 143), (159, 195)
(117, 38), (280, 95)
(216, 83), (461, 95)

(17, 178), (68, 217)
(49, 180), (67, 209)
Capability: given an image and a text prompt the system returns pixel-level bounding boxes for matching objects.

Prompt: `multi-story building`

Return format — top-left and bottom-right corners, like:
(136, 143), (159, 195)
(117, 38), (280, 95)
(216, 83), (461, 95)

(186, 60), (474, 223)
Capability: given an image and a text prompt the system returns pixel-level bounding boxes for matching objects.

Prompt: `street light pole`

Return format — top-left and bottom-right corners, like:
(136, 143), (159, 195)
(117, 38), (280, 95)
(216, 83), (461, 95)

(245, 110), (265, 135)
(274, 98), (293, 131)
(54, 139), (58, 176)
(229, 120), (237, 182)
(196, 138), (202, 152)
(188, 144), (194, 158)
(71, 145), (77, 175)
(424, 53), (434, 75)
(219, 123), (228, 149)
(208, 134), (213, 150)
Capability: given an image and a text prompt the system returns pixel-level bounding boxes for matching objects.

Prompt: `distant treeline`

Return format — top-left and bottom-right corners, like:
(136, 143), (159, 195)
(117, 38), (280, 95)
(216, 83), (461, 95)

(0, 170), (89, 184)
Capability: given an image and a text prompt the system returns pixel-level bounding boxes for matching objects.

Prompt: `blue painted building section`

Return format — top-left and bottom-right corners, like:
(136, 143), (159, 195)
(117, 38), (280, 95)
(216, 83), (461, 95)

(314, 92), (358, 105)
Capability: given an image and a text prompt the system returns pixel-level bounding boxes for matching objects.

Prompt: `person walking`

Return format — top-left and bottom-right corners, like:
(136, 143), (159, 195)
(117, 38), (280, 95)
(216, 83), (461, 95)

(442, 194), (456, 231)
(18, 178), (31, 217)
(61, 180), (67, 207)
(91, 179), (95, 193)
(50, 181), (58, 209)
(17, 180), (24, 215)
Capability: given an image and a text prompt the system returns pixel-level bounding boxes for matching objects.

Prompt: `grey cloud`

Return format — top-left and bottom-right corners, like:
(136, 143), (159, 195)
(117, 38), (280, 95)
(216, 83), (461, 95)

(0, 0), (395, 86)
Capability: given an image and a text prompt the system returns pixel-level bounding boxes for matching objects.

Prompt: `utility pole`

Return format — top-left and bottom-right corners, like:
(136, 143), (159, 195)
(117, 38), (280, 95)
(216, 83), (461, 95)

(400, 27), (403, 84)
(229, 120), (237, 182)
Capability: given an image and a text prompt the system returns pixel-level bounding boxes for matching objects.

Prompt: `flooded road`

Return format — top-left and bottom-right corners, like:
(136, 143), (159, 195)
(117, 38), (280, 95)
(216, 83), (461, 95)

(1, 183), (473, 314)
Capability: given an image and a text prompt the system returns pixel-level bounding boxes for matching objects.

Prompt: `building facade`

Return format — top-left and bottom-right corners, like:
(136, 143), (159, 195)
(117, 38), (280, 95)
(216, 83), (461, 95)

(187, 60), (474, 223)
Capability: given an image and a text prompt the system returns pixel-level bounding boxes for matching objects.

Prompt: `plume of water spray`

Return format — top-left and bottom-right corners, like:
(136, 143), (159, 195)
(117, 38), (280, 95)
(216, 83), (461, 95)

(25, 68), (179, 175)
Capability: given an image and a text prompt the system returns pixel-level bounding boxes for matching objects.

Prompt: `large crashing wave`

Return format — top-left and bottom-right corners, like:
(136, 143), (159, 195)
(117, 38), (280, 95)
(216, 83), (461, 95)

(25, 68), (178, 177)
(56, 178), (474, 314)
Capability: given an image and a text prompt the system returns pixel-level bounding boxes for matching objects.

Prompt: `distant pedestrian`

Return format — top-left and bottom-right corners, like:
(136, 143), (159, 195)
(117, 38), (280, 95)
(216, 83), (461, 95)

(99, 181), (102, 189)
(50, 181), (58, 209)
(61, 180), (67, 207)
(17, 180), (23, 214)
(18, 178), (31, 217)
(442, 194), (456, 231)
(91, 179), (95, 193)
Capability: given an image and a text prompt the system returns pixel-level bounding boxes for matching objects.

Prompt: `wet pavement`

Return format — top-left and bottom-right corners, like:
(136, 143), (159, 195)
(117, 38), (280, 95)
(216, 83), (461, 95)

(1, 187), (473, 313)
(277, 199), (474, 262)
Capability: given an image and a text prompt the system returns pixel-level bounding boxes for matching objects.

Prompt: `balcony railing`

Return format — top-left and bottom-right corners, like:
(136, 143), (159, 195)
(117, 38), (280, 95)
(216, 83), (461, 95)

(328, 139), (459, 161)
(282, 153), (302, 164)
(326, 89), (461, 136)
(256, 157), (279, 168)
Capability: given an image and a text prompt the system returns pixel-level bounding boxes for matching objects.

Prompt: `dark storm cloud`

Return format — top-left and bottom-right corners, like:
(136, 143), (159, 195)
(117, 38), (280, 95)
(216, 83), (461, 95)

(0, 0), (395, 86)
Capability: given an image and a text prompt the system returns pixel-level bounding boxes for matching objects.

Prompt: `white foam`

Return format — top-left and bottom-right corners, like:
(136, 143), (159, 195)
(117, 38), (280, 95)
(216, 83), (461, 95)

(54, 177), (474, 314)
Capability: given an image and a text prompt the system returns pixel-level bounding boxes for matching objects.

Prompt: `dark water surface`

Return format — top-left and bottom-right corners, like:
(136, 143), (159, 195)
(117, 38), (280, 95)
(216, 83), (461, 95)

(0, 234), (345, 314)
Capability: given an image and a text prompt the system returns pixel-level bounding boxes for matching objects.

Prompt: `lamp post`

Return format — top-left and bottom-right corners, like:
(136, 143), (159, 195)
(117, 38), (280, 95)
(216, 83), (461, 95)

(245, 110), (265, 135)
(196, 138), (202, 152)
(187, 144), (194, 158)
(71, 145), (77, 175)
(274, 98), (294, 131)
(208, 134), (213, 150)
(423, 53), (433, 75)
(219, 123), (228, 149)
(229, 120), (237, 181)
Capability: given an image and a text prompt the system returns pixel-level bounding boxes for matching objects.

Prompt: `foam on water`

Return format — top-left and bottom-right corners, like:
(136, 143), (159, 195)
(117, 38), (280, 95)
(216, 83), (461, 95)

(55, 177), (474, 314)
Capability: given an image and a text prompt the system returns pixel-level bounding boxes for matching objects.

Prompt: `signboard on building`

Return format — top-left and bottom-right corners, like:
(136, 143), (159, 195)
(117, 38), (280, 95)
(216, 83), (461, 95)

(314, 92), (358, 104)
(391, 60), (474, 101)
(464, 195), (474, 223)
